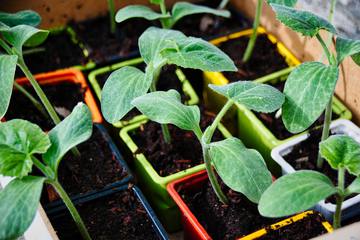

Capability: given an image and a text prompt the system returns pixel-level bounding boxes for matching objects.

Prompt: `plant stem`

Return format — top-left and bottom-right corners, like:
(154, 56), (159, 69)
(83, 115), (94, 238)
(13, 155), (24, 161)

(333, 167), (345, 229)
(107, 0), (116, 34)
(218, 0), (230, 9)
(51, 180), (92, 240)
(317, 98), (333, 169)
(22, 47), (46, 56)
(32, 156), (55, 179)
(206, 100), (234, 141)
(255, 66), (294, 83)
(159, 0), (171, 29)
(316, 34), (335, 65)
(242, 0), (263, 63)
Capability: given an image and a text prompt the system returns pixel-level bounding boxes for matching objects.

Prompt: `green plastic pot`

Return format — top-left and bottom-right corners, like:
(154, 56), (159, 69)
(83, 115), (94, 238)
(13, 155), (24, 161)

(119, 119), (232, 232)
(88, 57), (199, 128)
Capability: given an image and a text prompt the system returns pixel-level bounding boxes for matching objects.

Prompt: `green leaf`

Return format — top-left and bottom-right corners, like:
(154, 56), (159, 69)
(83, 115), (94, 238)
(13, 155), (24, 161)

(0, 120), (50, 178)
(270, 4), (336, 37)
(346, 177), (360, 194)
(0, 55), (18, 118)
(0, 25), (49, 54)
(43, 103), (92, 173)
(101, 66), (150, 124)
(132, 90), (201, 132)
(320, 135), (360, 176)
(0, 176), (45, 240)
(150, 0), (163, 5)
(115, 5), (170, 23)
(170, 2), (230, 27)
(352, 53), (360, 66)
(282, 62), (339, 133)
(209, 81), (285, 113)
(267, 0), (297, 7)
(209, 137), (272, 203)
(259, 170), (337, 217)
(336, 37), (360, 65)
(0, 10), (41, 27)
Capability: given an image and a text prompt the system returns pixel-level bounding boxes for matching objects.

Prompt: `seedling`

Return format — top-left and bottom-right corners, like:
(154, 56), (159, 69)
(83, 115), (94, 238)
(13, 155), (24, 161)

(259, 135), (360, 229)
(131, 80), (284, 204)
(115, 0), (230, 29)
(0, 103), (92, 240)
(101, 27), (236, 143)
(270, 4), (360, 168)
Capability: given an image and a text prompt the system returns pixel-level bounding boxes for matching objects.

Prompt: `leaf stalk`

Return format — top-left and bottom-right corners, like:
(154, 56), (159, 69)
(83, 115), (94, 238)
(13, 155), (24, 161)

(333, 167), (345, 229)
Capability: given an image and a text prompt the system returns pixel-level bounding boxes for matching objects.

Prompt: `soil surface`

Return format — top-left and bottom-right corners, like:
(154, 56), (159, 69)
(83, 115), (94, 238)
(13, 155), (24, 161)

(132, 108), (222, 177)
(6, 82), (85, 130)
(49, 188), (159, 240)
(70, 15), (153, 64)
(221, 35), (288, 82)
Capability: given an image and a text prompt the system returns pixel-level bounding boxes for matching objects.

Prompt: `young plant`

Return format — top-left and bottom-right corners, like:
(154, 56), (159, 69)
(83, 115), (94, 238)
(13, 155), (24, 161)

(131, 80), (284, 204)
(270, 4), (360, 168)
(115, 0), (230, 29)
(259, 135), (360, 229)
(0, 103), (92, 240)
(107, 0), (116, 34)
(101, 27), (236, 143)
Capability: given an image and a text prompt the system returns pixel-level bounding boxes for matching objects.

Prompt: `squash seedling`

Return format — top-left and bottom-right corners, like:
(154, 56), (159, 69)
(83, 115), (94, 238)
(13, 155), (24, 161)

(131, 80), (284, 204)
(0, 103), (92, 240)
(270, 4), (360, 168)
(259, 135), (360, 229)
(115, 0), (230, 30)
(101, 27), (236, 143)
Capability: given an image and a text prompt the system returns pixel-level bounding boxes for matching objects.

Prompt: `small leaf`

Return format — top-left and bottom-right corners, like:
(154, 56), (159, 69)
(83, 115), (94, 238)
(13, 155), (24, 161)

(209, 81), (285, 113)
(282, 62), (339, 133)
(0, 120), (50, 178)
(0, 10), (41, 27)
(43, 103), (92, 173)
(132, 90), (201, 132)
(170, 2), (230, 27)
(336, 37), (360, 65)
(101, 66), (151, 124)
(346, 178), (360, 194)
(267, 0), (297, 7)
(0, 55), (18, 118)
(0, 176), (45, 240)
(0, 25), (49, 54)
(352, 53), (360, 66)
(209, 137), (272, 203)
(259, 170), (337, 217)
(115, 5), (170, 23)
(320, 135), (360, 176)
(270, 4), (336, 37)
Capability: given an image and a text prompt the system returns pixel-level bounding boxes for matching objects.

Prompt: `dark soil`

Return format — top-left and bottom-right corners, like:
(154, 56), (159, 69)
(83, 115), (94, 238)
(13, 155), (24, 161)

(258, 212), (327, 240)
(254, 81), (339, 140)
(5, 82), (85, 130)
(48, 189), (159, 240)
(132, 108), (223, 177)
(70, 14), (153, 64)
(221, 35), (289, 82)
(284, 128), (356, 203)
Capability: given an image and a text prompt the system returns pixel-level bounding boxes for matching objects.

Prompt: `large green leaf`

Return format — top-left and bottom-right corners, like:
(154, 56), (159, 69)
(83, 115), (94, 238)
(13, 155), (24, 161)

(0, 25), (49, 54)
(43, 103), (92, 173)
(336, 37), (360, 66)
(132, 90), (201, 132)
(169, 2), (230, 28)
(0, 176), (45, 240)
(320, 135), (360, 176)
(101, 66), (151, 124)
(347, 178), (360, 194)
(209, 137), (272, 203)
(270, 4), (336, 37)
(258, 170), (337, 217)
(115, 5), (170, 23)
(282, 62), (339, 133)
(267, 0), (297, 7)
(0, 10), (41, 27)
(0, 55), (18, 118)
(0, 120), (50, 178)
(209, 81), (285, 113)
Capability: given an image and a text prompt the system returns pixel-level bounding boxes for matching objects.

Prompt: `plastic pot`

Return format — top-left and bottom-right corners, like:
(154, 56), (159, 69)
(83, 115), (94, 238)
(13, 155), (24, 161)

(271, 119), (360, 222)
(46, 184), (169, 240)
(44, 123), (133, 210)
(119, 119), (232, 232)
(88, 57), (199, 128)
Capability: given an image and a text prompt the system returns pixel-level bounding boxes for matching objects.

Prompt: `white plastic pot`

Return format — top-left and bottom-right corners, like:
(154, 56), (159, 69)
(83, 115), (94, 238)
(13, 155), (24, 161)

(271, 119), (360, 222)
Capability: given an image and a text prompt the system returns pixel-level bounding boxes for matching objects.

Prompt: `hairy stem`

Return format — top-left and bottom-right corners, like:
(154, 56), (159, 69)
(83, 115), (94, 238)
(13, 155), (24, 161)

(51, 180), (92, 240)
(317, 98), (333, 169)
(218, 0), (230, 9)
(333, 167), (345, 229)
(242, 0), (263, 63)
(316, 34), (335, 65)
(107, 0), (116, 34)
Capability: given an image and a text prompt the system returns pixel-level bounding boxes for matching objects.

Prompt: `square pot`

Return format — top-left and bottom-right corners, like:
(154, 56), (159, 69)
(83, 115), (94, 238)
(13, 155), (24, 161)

(271, 119), (360, 222)
(88, 57), (199, 128)
(119, 119), (232, 231)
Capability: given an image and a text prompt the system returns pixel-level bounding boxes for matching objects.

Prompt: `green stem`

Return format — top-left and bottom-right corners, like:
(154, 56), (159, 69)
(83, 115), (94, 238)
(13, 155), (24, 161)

(23, 47), (46, 56)
(316, 34), (335, 65)
(32, 156), (55, 179)
(0, 38), (12, 54)
(255, 66), (294, 83)
(206, 100), (234, 141)
(218, 0), (230, 9)
(159, 0), (171, 29)
(107, 0), (116, 34)
(51, 180), (92, 240)
(242, 0), (263, 63)
(333, 167), (345, 229)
